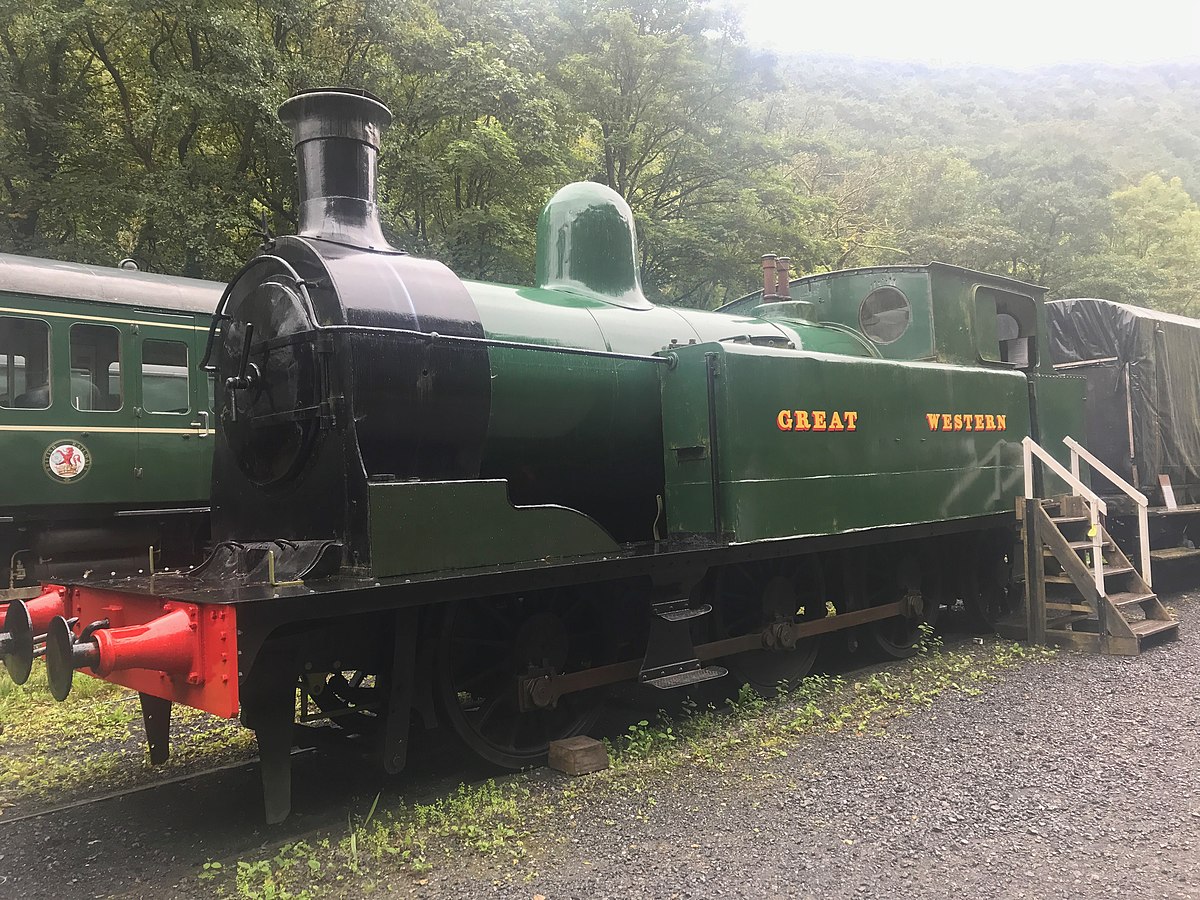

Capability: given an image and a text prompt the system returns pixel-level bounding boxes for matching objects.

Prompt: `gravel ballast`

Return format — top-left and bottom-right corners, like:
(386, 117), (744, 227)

(426, 596), (1200, 900)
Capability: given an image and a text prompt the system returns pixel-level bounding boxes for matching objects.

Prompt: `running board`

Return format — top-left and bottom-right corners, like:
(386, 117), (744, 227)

(643, 665), (727, 690)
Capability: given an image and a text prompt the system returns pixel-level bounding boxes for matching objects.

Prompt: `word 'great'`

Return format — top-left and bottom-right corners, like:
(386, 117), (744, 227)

(776, 410), (859, 432)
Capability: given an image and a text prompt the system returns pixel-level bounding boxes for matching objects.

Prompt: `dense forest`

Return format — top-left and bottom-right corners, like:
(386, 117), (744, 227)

(2, 0), (1200, 312)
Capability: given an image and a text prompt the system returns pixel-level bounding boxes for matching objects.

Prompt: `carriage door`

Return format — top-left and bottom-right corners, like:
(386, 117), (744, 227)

(132, 322), (208, 507)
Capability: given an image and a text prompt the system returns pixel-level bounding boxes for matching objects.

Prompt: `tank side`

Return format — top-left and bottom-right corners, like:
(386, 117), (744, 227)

(662, 342), (1031, 541)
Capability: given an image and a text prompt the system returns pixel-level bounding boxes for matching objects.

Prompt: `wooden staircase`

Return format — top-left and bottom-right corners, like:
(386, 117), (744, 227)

(1010, 496), (1180, 655)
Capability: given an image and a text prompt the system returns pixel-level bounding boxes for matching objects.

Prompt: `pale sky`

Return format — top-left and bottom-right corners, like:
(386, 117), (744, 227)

(734, 0), (1200, 68)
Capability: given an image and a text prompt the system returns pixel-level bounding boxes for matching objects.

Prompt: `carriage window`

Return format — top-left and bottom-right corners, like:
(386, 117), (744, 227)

(141, 340), (190, 413)
(0, 316), (50, 409)
(70, 323), (122, 411)
(858, 287), (912, 345)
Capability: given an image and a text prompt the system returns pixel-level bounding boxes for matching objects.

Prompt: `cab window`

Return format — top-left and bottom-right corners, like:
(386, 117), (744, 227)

(0, 315), (51, 409)
(70, 323), (123, 411)
(975, 287), (1037, 369)
(141, 340), (190, 413)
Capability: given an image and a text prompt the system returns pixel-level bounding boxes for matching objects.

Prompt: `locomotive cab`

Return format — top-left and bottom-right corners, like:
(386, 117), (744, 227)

(724, 262), (1049, 370)
(723, 262), (1083, 489)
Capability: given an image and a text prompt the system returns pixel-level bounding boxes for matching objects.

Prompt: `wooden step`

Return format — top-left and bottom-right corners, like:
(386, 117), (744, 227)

(1045, 565), (1133, 584)
(1050, 515), (1089, 525)
(1046, 539), (1114, 552)
(1149, 546), (1200, 562)
(1130, 619), (1180, 640)
(1108, 591), (1157, 610)
(1043, 629), (1104, 653)
(1045, 602), (1093, 614)
(1047, 613), (1091, 629)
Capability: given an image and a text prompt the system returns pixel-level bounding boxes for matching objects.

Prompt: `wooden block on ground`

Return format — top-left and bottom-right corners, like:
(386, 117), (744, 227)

(548, 736), (609, 776)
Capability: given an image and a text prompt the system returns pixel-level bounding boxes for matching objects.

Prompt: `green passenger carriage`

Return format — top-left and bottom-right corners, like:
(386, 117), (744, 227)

(0, 254), (221, 596)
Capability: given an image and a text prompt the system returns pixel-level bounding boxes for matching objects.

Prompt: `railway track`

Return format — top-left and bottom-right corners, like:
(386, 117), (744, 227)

(0, 748), (316, 828)
(1, 612), (993, 830)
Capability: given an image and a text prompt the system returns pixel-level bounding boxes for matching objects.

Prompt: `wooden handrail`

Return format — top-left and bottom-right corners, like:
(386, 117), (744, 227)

(1063, 436), (1152, 588)
(1022, 437), (1107, 514)
(1022, 436), (1106, 594)
(1063, 436), (1147, 505)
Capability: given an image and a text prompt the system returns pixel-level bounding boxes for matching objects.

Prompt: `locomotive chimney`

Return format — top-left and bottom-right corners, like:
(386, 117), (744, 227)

(277, 87), (395, 251)
(775, 257), (791, 300)
(761, 254), (778, 300)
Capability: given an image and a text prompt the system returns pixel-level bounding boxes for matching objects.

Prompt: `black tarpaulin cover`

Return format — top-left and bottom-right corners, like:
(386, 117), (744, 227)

(1048, 297), (1200, 499)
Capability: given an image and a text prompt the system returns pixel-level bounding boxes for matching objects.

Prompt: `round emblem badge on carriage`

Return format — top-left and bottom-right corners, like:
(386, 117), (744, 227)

(43, 441), (91, 483)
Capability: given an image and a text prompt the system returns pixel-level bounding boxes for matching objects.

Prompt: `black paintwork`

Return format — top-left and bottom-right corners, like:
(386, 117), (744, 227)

(208, 90), (491, 574)
(119, 511), (1008, 680)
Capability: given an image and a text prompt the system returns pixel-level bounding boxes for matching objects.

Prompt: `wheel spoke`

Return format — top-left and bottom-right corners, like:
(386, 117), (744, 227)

(499, 708), (522, 749)
(474, 697), (504, 732)
(714, 556), (824, 693)
(435, 595), (604, 768)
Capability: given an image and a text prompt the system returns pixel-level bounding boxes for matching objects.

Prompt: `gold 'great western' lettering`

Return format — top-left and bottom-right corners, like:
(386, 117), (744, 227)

(924, 412), (1007, 432)
(777, 410), (859, 432)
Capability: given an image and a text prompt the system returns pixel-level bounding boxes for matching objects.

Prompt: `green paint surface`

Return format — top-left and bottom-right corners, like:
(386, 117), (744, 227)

(535, 182), (648, 309)
(368, 480), (619, 577)
(662, 342), (1031, 541)
(0, 294), (212, 510)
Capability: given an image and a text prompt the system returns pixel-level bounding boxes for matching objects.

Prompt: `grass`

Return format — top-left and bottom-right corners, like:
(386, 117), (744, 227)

(211, 780), (539, 899)
(207, 630), (1055, 899)
(0, 660), (255, 814)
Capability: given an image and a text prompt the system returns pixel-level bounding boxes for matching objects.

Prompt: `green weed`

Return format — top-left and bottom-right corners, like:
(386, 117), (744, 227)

(0, 660), (255, 809)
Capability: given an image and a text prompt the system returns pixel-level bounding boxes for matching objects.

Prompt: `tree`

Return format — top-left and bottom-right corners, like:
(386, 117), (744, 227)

(973, 138), (1114, 289)
(376, 1), (581, 282)
(1065, 174), (1200, 313)
(550, 0), (787, 306)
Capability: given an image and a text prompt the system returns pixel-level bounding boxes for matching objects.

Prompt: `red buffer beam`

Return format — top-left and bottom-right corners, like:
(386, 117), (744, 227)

(50, 587), (239, 718)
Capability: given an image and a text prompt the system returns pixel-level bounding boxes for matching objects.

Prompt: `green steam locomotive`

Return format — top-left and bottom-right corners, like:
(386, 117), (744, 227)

(3, 88), (1088, 823)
